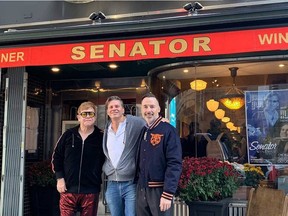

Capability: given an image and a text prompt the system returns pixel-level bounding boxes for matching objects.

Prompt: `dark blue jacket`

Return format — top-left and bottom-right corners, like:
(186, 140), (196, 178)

(136, 116), (182, 200)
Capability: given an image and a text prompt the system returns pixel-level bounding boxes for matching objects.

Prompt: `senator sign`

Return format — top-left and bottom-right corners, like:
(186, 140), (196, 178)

(1, 26), (288, 68)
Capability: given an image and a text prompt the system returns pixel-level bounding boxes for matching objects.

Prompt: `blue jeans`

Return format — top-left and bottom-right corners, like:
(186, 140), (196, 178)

(105, 180), (136, 216)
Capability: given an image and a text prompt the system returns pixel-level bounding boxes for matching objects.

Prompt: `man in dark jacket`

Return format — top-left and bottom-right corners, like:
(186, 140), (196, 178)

(136, 93), (182, 216)
(51, 101), (105, 216)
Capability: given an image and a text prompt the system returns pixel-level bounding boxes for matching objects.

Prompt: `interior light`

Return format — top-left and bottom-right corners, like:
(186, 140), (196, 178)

(231, 126), (238, 131)
(219, 67), (245, 110)
(214, 109), (225, 119)
(140, 79), (147, 88)
(220, 96), (245, 110)
(190, 79), (207, 91)
(108, 63), (118, 69)
(95, 81), (101, 89)
(183, 69), (189, 73)
(51, 67), (60, 73)
(221, 117), (230, 123)
(206, 99), (219, 112)
(279, 64), (285, 68)
(237, 127), (241, 133)
(226, 122), (234, 129)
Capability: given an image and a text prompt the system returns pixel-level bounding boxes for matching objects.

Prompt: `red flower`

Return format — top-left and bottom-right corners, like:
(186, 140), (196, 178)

(178, 157), (240, 202)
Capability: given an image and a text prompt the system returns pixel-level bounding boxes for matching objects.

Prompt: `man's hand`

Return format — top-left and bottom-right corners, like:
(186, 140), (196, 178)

(56, 178), (67, 193)
(159, 197), (172, 212)
(161, 118), (170, 123)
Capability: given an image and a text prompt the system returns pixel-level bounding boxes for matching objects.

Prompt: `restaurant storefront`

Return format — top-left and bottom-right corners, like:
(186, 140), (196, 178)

(1, 1), (288, 215)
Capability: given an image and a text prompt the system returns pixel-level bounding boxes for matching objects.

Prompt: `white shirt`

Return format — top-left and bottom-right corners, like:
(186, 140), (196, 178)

(107, 119), (126, 168)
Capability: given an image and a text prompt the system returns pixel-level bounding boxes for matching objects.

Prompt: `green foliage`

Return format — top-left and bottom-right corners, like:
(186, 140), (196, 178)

(178, 157), (240, 202)
(243, 163), (265, 188)
(28, 160), (56, 187)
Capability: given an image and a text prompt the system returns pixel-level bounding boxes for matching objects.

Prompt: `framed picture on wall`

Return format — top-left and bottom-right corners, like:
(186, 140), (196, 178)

(62, 120), (79, 134)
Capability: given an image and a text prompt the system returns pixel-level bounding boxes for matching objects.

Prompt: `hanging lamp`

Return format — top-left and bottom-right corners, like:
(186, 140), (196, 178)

(219, 67), (245, 110)
(206, 99), (219, 112)
(190, 79), (207, 91)
(221, 116), (230, 123)
(215, 109), (225, 119)
(226, 122), (234, 129)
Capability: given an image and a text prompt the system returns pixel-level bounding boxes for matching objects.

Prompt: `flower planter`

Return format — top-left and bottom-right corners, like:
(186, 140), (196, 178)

(186, 199), (229, 216)
(178, 157), (240, 203)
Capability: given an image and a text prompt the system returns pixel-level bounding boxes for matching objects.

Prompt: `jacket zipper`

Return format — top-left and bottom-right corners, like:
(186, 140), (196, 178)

(78, 139), (85, 193)
(72, 134), (74, 148)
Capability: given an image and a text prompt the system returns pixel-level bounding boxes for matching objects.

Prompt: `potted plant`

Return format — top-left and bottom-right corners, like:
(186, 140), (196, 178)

(243, 163), (265, 188)
(28, 160), (56, 187)
(28, 160), (59, 216)
(232, 163), (265, 200)
(178, 157), (240, 216)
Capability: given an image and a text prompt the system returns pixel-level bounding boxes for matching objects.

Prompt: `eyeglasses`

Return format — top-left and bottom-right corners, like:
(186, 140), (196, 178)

(79, 112), (95, 118)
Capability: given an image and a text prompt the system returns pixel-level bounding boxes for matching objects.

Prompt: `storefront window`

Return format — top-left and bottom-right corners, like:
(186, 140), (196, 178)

(156, 60), (288, 165)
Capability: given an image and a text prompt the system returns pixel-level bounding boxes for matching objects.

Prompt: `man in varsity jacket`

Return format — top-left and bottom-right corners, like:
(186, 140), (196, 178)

(136, 93), (182, 216)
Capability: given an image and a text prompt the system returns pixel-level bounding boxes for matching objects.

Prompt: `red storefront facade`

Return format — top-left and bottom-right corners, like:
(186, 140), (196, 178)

(1, 1), (288, 215)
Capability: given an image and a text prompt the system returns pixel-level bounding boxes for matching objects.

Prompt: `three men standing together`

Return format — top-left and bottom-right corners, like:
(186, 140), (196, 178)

(52, 93), (182, 216)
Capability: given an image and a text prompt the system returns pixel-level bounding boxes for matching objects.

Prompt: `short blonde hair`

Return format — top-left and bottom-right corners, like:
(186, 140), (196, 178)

(77, 101), (97, 114)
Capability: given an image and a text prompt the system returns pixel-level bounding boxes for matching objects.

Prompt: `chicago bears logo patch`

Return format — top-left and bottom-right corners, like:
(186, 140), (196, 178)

(150, 133), (163, 146)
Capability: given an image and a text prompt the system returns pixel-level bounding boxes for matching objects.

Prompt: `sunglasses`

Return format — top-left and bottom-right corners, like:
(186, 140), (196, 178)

(79, 112), (95, 118)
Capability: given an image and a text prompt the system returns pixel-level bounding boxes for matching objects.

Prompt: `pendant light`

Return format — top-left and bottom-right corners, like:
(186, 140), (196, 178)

(214, 109), (225, 119)
(226, 122), (234, 129)
(221, 116), (230, 123)
(219, 67), (245, 110)
(190, 79), (207, 91)
(206, 99), (219, 112)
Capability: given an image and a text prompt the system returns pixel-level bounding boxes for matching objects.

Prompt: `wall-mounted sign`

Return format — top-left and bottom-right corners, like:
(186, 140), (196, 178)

(1, 26), (288, 68)
(245, 89), (288, 165)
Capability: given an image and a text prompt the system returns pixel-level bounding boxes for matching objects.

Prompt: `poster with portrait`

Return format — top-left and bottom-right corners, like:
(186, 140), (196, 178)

(245, 89), (288, 165)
